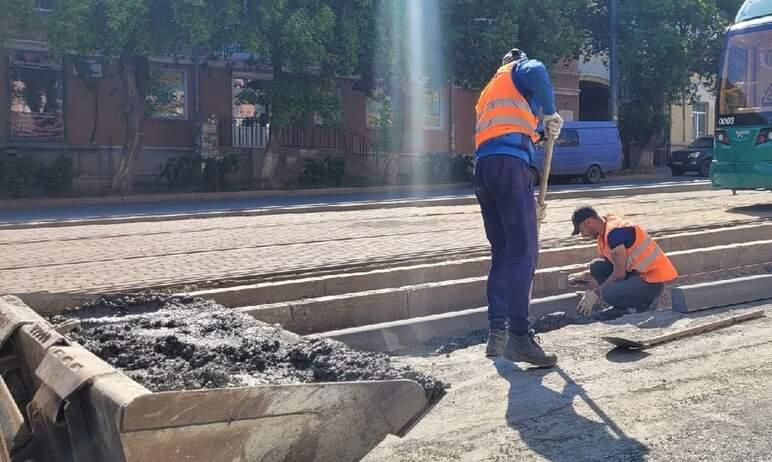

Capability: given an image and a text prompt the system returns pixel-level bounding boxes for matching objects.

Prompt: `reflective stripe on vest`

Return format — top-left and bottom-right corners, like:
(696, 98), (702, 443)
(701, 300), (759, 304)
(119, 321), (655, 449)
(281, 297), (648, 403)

(475, 63), (540, 149)
(476, 115), (539, 133)
(598, 215), (679, 284)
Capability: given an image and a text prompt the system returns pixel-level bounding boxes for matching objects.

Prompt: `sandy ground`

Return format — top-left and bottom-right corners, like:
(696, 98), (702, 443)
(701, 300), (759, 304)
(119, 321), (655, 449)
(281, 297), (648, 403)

(365, 302), (772, 462)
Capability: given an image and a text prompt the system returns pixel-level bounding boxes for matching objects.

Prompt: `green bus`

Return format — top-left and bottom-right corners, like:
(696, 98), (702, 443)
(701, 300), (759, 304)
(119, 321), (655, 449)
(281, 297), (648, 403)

(713, 0), (772, 191)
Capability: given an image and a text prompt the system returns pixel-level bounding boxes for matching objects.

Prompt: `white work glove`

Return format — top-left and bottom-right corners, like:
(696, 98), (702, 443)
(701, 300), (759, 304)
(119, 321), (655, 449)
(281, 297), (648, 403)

(536, 202), (547, 223)
(543, 113), (564, 140)
(577, 290), (600, 317)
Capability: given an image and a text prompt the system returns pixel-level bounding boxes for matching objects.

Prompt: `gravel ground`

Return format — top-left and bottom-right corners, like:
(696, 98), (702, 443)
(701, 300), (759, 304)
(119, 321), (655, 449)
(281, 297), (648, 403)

(49, 292), (445, 402)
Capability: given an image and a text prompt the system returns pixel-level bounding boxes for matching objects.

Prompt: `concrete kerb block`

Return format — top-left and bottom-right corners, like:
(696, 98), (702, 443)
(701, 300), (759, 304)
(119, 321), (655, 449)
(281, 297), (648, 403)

(319, 293), (580, 353)
(189, 278), (327, 307)
(739, 240), (772, 267)
(236, 304), (294, 326)
(672, 274), (772, 313)
(406, 278), (486, 318)
(285, 289), (409, 335)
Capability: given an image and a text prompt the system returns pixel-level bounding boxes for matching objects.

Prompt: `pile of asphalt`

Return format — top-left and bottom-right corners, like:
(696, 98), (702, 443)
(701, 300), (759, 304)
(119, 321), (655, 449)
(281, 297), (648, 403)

(49, 292), (445, 402)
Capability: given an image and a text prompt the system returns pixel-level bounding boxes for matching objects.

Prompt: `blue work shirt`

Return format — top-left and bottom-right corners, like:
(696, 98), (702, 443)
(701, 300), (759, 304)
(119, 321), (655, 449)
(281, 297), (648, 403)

(475, 59), (558, 164)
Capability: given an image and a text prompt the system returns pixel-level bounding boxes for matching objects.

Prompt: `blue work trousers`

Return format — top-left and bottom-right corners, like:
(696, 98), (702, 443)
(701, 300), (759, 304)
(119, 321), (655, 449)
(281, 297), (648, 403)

(473, 155), (538, 335)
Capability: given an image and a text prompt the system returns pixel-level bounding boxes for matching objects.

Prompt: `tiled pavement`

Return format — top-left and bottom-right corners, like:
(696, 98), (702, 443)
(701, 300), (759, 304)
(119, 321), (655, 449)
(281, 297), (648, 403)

(1, 189), (769, 295)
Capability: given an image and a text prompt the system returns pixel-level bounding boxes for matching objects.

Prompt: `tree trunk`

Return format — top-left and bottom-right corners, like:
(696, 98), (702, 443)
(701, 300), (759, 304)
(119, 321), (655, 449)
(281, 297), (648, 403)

(637, 127), (664, 172)
(259, 126), (282, 189)
(111, 54), (149, 194)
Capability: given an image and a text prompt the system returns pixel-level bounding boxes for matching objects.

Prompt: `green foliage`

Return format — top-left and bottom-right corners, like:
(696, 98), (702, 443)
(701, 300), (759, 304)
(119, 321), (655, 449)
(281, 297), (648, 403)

(233, 0), (376, 129)
(398, 153), (473, 185)
(442, 0), (589, 89)
(299, 157), (345, 187)
(0, 155), (74, 198)
(584, 0), (744, 146)
(202, 154), (240, 191)
(45, 0), (243, 60)
(158, 154), (240, 191)
(158, 156), (200, 187)
(0, 0), (35, 44)
(449, 154), (474, 183)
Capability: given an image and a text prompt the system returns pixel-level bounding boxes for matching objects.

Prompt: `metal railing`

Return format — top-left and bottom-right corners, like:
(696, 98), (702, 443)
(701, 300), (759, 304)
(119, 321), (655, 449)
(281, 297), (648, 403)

(276, 125), (377, 161)
(218, 118), (380, 164)
(218, 117), (270, 148)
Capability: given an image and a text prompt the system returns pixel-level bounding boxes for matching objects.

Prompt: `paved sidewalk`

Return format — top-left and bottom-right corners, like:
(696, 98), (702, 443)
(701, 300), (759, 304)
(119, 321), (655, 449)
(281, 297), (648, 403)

(0, 188), (769, 297)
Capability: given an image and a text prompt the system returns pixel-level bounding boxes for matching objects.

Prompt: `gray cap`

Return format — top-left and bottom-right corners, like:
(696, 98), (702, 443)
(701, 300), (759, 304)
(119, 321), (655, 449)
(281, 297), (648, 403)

(571, 206), (599, 235)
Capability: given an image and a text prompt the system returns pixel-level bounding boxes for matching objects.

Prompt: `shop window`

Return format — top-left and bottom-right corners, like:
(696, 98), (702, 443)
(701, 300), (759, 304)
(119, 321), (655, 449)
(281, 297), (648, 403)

(9, 50), (63, 140)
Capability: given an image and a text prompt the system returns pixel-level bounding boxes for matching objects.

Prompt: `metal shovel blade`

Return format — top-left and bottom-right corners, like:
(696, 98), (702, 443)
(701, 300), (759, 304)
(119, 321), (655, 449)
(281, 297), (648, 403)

(602, 336), (647, 350)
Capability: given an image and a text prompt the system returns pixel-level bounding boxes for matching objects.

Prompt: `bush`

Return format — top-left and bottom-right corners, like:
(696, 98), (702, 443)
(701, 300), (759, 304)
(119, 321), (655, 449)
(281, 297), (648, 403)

(299, 157), (345, 187)
(0, 155), (74, 198)
(158, 154), (240, 191)
(158, 156), (201, 186)
(399, 153), (474, 185)
(202, 154), (240, 191)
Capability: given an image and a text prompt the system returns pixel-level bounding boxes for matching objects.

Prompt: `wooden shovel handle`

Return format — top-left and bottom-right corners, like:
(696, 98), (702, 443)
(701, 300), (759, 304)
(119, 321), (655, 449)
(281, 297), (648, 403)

(537, 135), (556, 208)
(646, 310), (765, 347)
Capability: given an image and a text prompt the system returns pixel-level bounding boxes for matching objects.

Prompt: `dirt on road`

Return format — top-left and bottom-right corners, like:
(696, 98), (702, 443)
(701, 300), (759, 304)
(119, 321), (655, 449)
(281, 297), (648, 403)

(50, 293), (445, 402)
(365, 303), (772, 462)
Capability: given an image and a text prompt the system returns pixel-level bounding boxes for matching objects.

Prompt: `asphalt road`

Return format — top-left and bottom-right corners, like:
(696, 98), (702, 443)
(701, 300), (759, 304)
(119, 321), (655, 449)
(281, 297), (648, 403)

(0, 176), (708, 225)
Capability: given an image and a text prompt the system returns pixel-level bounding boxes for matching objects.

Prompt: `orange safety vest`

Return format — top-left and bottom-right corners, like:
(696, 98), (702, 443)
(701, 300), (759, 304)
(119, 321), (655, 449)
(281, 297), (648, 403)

(475, 62), (540, 150)
(598, 215), (679, 284)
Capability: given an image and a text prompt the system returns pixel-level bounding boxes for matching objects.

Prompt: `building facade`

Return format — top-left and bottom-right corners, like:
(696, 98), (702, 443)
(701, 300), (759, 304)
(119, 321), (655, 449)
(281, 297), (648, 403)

(1, 21), (582, 191)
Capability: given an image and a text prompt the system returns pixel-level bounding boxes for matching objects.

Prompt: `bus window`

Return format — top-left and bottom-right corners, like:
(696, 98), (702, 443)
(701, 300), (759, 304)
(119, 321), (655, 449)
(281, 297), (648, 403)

(720, 27), (772, 116)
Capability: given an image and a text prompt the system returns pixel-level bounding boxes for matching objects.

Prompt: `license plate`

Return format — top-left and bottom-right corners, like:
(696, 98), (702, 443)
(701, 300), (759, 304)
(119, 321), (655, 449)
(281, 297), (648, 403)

(672, 161), (684, 165)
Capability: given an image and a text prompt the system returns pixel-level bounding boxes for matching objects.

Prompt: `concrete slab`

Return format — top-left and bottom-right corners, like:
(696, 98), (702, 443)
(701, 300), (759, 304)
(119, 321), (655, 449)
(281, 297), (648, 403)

(671, 274), (772, 313)
(318, 293), (581, 353)
(287, 290), (409, 334)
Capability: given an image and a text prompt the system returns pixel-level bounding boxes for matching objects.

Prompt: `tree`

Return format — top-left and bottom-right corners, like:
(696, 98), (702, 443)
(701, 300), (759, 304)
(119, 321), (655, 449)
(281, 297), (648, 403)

(0, 0), (35, 44)
(443, 0), (590, 89)
(585, 0), (743, 168)
(44, 0), (244, 193)
(231, 0), (376, 188)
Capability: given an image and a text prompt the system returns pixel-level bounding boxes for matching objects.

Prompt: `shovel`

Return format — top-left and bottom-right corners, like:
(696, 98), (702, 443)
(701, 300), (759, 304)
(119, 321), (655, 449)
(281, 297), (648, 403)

(602, 310), (765, 350)
(536, 132), (556, 235)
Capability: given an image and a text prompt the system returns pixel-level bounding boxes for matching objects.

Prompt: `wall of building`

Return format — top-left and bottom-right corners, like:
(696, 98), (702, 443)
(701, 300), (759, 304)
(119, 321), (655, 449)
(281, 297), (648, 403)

(670, 83), (716, 150)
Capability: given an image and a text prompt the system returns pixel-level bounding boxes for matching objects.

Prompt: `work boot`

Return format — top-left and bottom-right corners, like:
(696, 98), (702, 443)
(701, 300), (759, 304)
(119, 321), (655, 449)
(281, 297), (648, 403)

(485, 328), (507, 357)
(503, 330), (558, 368)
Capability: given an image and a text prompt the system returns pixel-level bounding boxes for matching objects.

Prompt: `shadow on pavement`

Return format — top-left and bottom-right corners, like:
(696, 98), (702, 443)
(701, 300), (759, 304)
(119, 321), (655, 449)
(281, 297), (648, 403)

(494, 361), (649, 462)
(605, 348), (651, 364)
(726, 203), (772, 219)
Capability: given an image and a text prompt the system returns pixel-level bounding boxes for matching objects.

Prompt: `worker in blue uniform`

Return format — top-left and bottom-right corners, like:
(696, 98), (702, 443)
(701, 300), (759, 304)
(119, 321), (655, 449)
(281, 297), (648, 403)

(474, 48), (564, 367)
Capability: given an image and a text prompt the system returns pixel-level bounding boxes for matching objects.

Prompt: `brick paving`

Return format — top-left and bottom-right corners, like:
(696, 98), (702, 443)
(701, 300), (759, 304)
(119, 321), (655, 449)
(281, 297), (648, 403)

(1, 189), (770, 295)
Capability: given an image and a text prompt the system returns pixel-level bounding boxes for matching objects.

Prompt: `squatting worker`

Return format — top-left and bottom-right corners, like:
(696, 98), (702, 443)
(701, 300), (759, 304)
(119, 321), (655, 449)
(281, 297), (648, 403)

(474, 48), (563, 367)
(568, 206), (679, 320)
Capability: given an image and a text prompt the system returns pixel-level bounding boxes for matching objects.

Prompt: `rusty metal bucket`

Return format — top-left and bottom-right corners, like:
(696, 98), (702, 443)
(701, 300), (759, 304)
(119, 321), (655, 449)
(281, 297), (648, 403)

(0, 295), (434, 462)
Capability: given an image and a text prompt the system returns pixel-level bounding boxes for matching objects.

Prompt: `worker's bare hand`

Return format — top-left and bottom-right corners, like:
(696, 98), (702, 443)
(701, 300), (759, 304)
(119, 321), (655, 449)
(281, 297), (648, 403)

(567, 271), (590, 287)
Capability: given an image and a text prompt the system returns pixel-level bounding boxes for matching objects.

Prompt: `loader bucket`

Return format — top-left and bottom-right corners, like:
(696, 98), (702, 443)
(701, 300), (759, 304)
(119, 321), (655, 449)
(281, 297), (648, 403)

(0, 295), (434, 462)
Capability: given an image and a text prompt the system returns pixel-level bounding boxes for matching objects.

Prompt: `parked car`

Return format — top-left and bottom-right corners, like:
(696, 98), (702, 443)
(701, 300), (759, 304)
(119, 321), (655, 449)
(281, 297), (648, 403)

(669, 136), (714, 177)
(531, 121), (623, 185)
